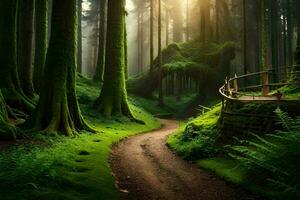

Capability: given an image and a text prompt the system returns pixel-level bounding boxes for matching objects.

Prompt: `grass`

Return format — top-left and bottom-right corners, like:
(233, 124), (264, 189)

(0, 75), (160, 200)
(167, 104), (221, 159)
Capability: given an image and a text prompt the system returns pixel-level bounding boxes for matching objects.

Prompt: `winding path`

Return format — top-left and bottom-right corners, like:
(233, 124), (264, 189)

(110, 119), (262, 200)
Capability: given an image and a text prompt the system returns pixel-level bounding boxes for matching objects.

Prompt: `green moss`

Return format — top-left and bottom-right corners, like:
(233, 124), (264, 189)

(0, 76), (160, 200)
(167, 104), (222, 159)
(128, 40), (235, 98)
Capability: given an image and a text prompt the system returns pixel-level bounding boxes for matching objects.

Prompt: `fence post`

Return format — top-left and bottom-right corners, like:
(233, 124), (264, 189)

(262, 71), (269, 96)
(233, 74), (238, 98)
(225, 77), (231, 96)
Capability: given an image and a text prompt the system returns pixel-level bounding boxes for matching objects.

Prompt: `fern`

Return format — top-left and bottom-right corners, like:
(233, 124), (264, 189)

(228, 108), (300, 199)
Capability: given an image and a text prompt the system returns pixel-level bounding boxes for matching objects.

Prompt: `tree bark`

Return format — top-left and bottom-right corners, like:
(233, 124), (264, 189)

(260, 0), (267, 70)
(243, 0), (248, 74)
(0, 0), (34, 112)
(158, 0), (164, 106)
(18, 0), (35, 98)
(270, 0), (279, 80)
(0, 90), (16, 140)
(95, 0), (135, 118)
(33, 0), (48, 93)
(25, 0), (92, 135)
(77, 0), (83, 74)
(150, 0), (154, 72)
(94, 0), (107, 81)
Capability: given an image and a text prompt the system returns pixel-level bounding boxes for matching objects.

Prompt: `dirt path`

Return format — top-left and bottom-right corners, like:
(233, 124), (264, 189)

(110, 119), (263, 200)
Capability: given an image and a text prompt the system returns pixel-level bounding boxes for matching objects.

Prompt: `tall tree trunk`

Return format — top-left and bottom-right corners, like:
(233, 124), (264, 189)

(165, 8), (169, 46)
(150, 0), (154, 72)
(243, 0), (248, 74)
(294, 20), (300, 80)
(137, 10), (141, 74)
(260, 0), (267, 70)
(199, 0), (210, 42)
(158, 0), (164, 106)
(77, 0), (83, 74)
(95, 0), (135, 118)
(186, 0), (190, 41)
(94, 0), (107, 81)
(33, 0), (48, 93)
(0, 0), (34, 112)
(141, 10), (144, 72)
(286, 0), (293, 67)
(172, 0), (183, 43)
(270, 0), (279, 80)
(18, 0), (35, 98)
(25, 0), (92, 135)
(124, 16), (128, 79)
(215, 0), (221, 43)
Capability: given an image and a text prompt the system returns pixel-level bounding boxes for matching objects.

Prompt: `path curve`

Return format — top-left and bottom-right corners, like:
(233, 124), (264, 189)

(110, 119), (262, 200)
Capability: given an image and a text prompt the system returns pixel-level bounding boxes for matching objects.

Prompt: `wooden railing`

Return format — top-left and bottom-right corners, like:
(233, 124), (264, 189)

(219, 67), (300, 102)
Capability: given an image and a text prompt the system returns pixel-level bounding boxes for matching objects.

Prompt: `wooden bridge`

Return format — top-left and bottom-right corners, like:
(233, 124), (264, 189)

(215, 67), (300, 138)
(219, 67), (300, 103)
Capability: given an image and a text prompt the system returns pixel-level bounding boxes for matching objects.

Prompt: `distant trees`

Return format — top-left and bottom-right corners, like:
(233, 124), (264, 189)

(171, 0), (184, 43)
(158, 0), (164, 106)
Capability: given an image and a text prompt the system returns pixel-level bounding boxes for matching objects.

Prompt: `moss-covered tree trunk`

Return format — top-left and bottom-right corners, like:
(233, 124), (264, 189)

(0, 0), (34, 112)
(18, 0), (35, 98)
(158, 0), (164, 106)
(95, 0), (134, 118)
(77, 0), (83, 74)
(260, 0), (267, 70)
(33, 0), (48, 93)
(150, 0), (154, 72)
(25, 0), (91, 135)
(94, 0), (107, 81)
(0, 90), (16, 140)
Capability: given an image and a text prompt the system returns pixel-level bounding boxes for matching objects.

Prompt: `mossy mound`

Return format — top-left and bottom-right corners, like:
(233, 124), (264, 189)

(127, 41), (236, 98)
(168, 104), (222, 159)
(168, 95), (300, 160)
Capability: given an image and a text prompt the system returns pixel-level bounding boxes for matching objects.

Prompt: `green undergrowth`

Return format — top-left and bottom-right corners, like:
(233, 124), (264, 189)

(0, 75), (160, 200)
(130, 93), (199, 119)
(167, 104), (222, 159)
(198, 110), (300, 199)
(168, 85), (300, 199)
(127, 41), (235, 98)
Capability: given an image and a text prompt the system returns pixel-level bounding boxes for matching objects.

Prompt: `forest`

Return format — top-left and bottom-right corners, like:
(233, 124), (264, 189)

(0, 0), (299, 199)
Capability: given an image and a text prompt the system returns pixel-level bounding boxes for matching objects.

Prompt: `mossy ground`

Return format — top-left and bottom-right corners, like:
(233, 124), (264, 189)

(0, 75), (160, 200)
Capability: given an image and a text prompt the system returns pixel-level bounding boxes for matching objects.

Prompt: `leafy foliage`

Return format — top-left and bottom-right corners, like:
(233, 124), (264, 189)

(227, 109), (300, 199)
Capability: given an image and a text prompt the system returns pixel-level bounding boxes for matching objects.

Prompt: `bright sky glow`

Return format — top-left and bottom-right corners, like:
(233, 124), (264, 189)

(126, 0), (134, 11)
(82, 0), (90, 11)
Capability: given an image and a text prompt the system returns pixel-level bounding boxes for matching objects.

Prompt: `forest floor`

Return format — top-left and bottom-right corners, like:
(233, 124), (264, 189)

(110, 119), (263, 200)
(0, 75), (161, 200)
